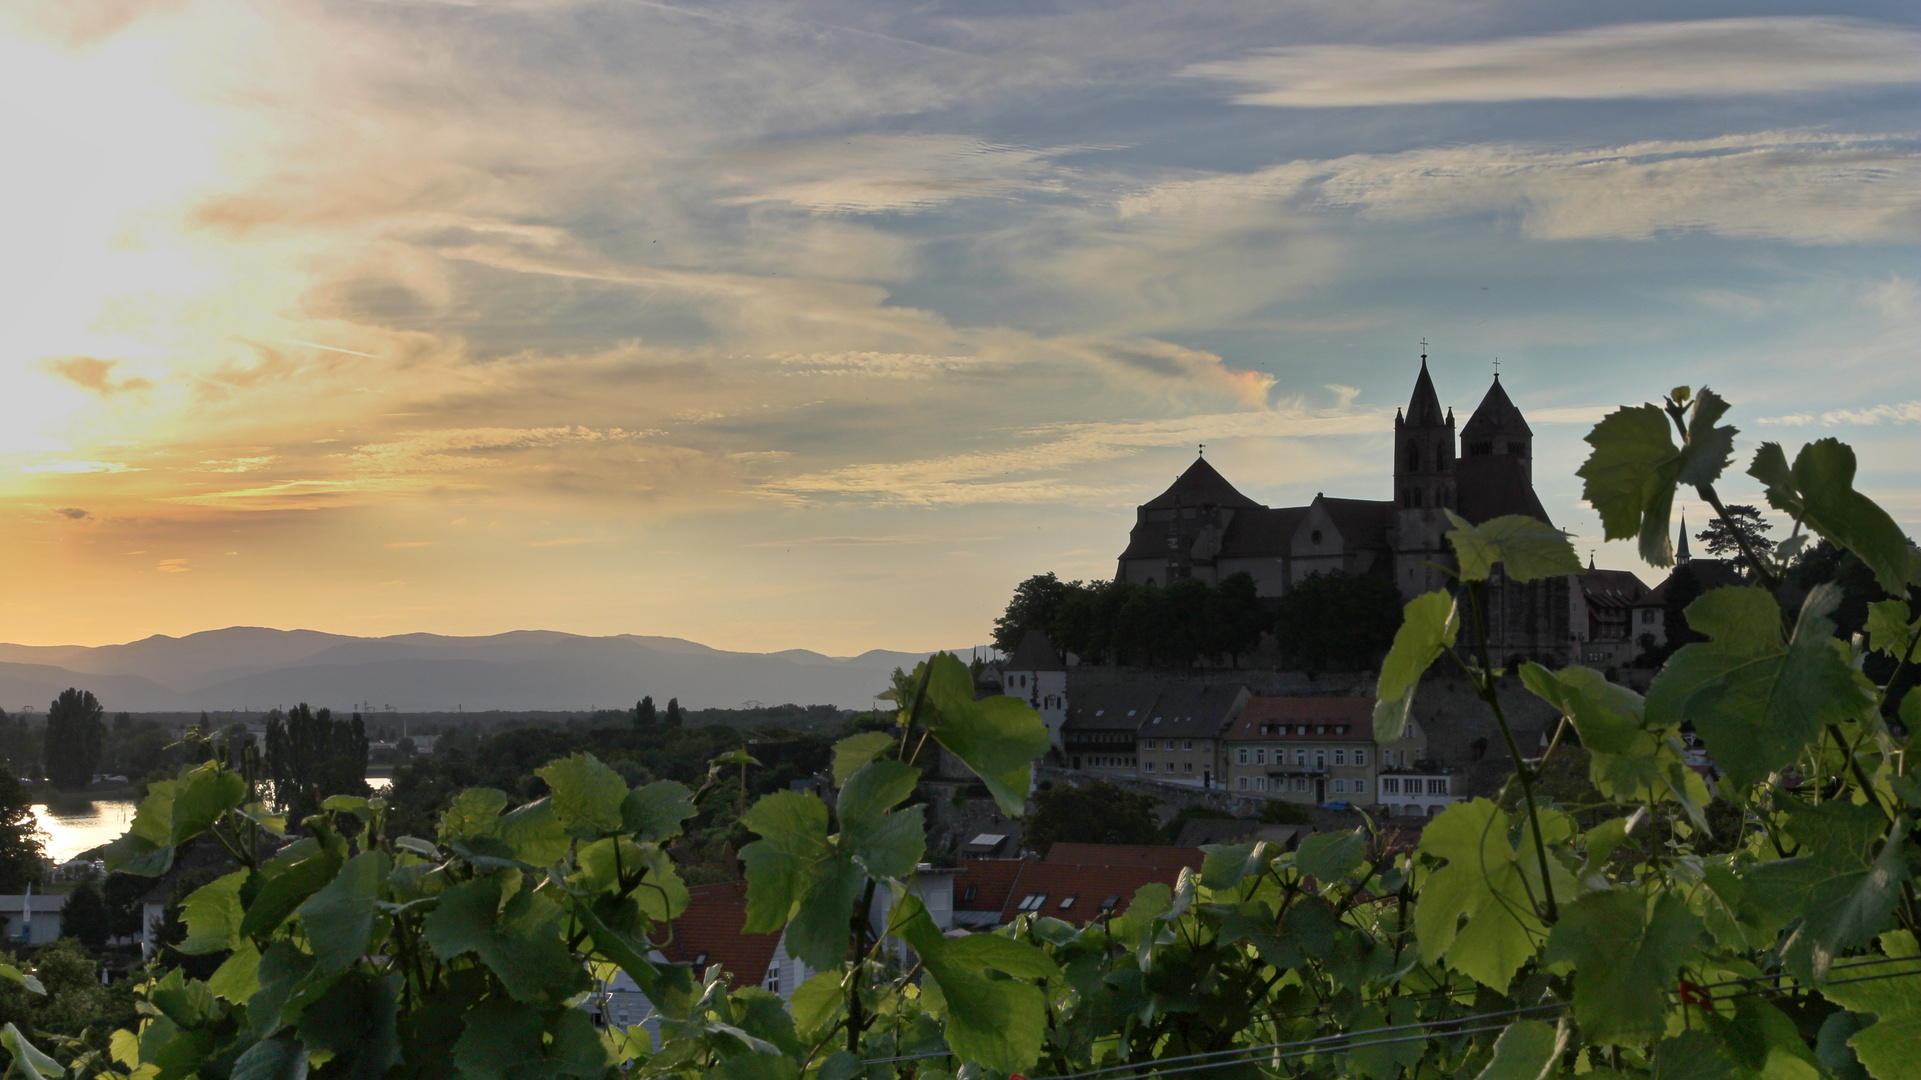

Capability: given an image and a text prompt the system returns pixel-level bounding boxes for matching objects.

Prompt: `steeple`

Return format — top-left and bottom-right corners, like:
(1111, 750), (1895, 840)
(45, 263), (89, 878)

(1405, 350), (1444, 428)
(1677, 514), (1692, 564)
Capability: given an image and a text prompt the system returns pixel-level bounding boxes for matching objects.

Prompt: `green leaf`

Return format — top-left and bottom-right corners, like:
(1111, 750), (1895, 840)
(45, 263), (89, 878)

(1752, 438), (1921, 593)
(422, 877), (589, 1006)
(1, 1022), (64, 1080)
(1373, 590), (1459, 742)
(495, 799), (572, 866)
(1653, 1031), (1737, 1080)
(438, 788), (511, 842)
(230, 1036), (309, 1080)
(537, 753), (629, 838)
(1647, 585), (1874, 789)
(0, 965), (42, 997)
(208, 938), (262, 1004)
(1866, 599), (1919, 658)
(787, 970), (846, 1043)
(1347, 998), (1427, 1079)
(1580, 402), (1682, 566)
(1198, 841), (1270, 890)
(1749, 805), (1912, 981)
(1820, 931), (1921, 1080)
(1446, 512), (1583, 583)
(1472, 1019), (1566, 1080)
(1296, 828), (1367, 884)
(922, 653), (1050, 817)
(831, 732), (897, 785)
(297, 971), (401, 1080)
(246, 941), (316, 1038)
(1544, 889), (1702, 1044)
(1522, 664), (1705, 823)
(296, 849), (388, 976)
(452, 999), (611, 1080)
(170, 762), (250, 846)
(738, 791), (866, 970)
(1414, 799), (1549, 991)
(1705, 994), (1820, 1077)
(837, 759), (925, 879)
(103, 777), (182, 876)
(620, 780), (695, 842)
(241, 843), (344, 941)
(176, 869), (249, 955)
(894, 894), (1058, 1073)
(1676, 388), (1737, 488)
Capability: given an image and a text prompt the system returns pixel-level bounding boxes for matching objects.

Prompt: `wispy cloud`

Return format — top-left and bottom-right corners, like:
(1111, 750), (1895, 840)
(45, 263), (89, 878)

(1191, 18), (1921, 106)
(1760, 401), (1921, 426)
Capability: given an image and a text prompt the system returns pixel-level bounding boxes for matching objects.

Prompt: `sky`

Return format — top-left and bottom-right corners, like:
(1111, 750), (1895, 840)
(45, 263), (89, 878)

(0, 0), (1916, 654)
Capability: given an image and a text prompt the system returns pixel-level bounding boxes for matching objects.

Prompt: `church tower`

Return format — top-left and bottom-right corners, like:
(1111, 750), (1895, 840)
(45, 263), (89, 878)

(1392, 347), (1456, 598)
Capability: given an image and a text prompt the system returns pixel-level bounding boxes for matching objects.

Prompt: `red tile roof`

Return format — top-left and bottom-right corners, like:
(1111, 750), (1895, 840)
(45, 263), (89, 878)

(1044, 844), (1204, 870)
(999, 860), (1194, 926)
(1230, 697), (1375, 741)
(954, 859), (1028, 913)
(659, 880), (781, 988)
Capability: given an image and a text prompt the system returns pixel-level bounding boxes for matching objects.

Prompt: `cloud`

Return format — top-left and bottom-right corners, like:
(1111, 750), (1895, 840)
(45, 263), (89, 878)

(54, 507), (90, 519)
(1190, 18), (1921, 106)
(41, 356), (154, 395)
(19, 461), (136, 474)
(1760, 401), (1921, 427)
(721, 134), (1071, 214)
(155, 558), (190, 573)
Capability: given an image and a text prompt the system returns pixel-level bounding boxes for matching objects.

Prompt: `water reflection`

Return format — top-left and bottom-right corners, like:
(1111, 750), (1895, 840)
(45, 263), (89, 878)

(32, 800), (138, 863)
(32, 774), (391, 862)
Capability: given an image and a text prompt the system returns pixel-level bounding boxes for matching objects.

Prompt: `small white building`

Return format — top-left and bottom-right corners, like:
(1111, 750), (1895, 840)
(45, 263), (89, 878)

(0, 894), (68, 945)
(1000, 630), (1068, 750)
(1377, 769), (1460, 817)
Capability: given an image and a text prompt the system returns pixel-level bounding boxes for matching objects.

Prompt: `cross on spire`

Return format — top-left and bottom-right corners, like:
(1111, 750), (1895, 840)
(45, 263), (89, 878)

(1492, 356), (1501, 379)
(1419, 338), (1428, 361)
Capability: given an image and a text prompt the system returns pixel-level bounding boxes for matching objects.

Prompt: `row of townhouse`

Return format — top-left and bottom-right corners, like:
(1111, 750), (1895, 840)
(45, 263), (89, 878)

(1058, 679), (1460, 817)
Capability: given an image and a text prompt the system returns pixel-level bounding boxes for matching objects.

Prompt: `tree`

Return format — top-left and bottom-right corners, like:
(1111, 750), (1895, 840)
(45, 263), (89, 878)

(263, 703), (369, 819)
(1695, 503), (1771, 558)
(665, 697), (683, 728)
(1209, 571), (1272, 666)
(62, 882), (112, 950)
(1022, 780), (1162, 855)
(993, 572), (1074, 654)
(43, 688), (105, 790)
(1272, 571), (1403, 671)
(0, 768), (43, 892)
(634, 695), (657, 730)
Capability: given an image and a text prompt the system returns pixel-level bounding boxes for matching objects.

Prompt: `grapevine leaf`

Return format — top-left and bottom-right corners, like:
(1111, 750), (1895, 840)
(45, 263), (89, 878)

(1866, 599), (1919, 658)
(831, 732), (897, 785)
(170, 762), (250, 846)
(246, 941), (315, 1038)
(422, 877), (588, 1005)
(1752, 438), (1921, 593)
(452, 999), (611, 1080)
(1647, 585), (1873, 789)
(1347, 999), (1426, 1079)
(894, 894), (1057, 1073)
(1472, 1018), (1566, 1080)
(208, 938), (262, 1004)
(738, 791), (868, 970)
(176, 869), (249, 955)
(1580, 403), (1682, 566)
(1652, 1031), (1738, 1080)
(1704, 994), (1820, 1076)
(838, 759), (925, 879)
(0, 965), (41, 997)
(297, 850), (387, 976)
(241, 843), (344, 941)
(103, 778), (182, 876)
(923, 653), (1051, 816)
(787, 970), (846, 1043)
(1373, 590), (1459, 742)
(1751, 805), (1912, 982)
(495, 799), (572, 866)
(1522, 664), (1706, 824)
(1445, 512), (1583, 583)
(438, 788), (511, 843)
(1544, 889), (1702, 1044)
(1199, 841), (1270, 890)
(620, 780), (696, 842)
(1, 1023), (64, 1080)
(1819, 931), (1921, 1080)
(1296, 828), (1367, 884)
(297, 971), (402, 1080)
(1414, 799), (1544, 991)
(536, 753), (628, 838)
(1675, 388), (1737, 488)
(230, 1037), (309, 1080)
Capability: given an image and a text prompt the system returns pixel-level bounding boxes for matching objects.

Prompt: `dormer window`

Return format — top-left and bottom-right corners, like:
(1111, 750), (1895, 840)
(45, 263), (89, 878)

(1311, 530), (1323, 545)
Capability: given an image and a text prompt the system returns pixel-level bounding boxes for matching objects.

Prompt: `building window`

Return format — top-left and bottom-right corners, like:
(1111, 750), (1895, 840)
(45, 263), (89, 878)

(1295, 749), (1307, 766)
(1144, 738), (1156, 750)
(1428, 778), (1448, 795)
(1353, 779), (1366, 794)
(1293, 778), (1308, 792)
(1382, 778), (1399, 794)
(1237, 748), (1248, 765)
(1334, 749), (1347, 766)
(1355, 749), (1367, 766)
(1255, 748), (1266, 765)
(1315, 751), (1326, 770)
(1237, 777), (1248, 790)
(1144, 762), (1154, 774)
(1059, 896), (1076, 910)
(1183, 740), (1193, 751)
(1642, 609), (1655, 624)
(1183, 762), (1192, 773)
(764, 964), (781, 995)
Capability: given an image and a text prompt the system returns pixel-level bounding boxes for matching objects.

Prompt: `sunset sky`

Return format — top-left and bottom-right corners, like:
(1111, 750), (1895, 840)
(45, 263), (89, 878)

(1, 0), (1916, 654)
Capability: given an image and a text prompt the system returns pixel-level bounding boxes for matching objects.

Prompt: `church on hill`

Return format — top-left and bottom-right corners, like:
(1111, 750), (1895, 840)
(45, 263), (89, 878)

(1115, 353), (1573, 664)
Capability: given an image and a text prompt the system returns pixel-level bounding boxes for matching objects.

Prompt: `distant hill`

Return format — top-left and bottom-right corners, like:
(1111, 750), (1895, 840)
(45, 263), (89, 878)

(0, 628), (985, 712)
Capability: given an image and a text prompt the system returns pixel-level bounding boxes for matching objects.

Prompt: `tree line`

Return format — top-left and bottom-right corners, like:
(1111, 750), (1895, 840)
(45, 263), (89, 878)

(993, 567), (1404, 670)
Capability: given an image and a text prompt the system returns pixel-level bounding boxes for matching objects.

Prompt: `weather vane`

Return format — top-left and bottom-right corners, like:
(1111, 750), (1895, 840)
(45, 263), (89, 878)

(1198, 443), (1206, 456)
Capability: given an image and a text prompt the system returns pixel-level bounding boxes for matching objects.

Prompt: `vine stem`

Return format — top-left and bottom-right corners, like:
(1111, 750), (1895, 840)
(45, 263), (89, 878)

(1465, 581), (1559, 924)
(846, 877), (880, 1054)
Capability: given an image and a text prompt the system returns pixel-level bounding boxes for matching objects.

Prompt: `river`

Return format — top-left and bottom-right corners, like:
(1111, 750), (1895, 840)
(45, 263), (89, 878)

(33, 773), (395, 863)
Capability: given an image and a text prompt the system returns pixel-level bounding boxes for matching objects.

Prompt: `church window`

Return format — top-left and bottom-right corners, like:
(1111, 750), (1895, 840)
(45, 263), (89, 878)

(1468, 441), (1493, 456)
(1406, 445), (1419, 471)
(1311, 530), (1323, 545)
(1507, 442), (1526, 455)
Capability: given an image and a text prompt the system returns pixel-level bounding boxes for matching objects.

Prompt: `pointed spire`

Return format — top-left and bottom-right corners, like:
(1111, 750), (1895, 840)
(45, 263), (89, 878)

(1677, 514), (1692, 564)
(1406, 351), (1444, 427)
